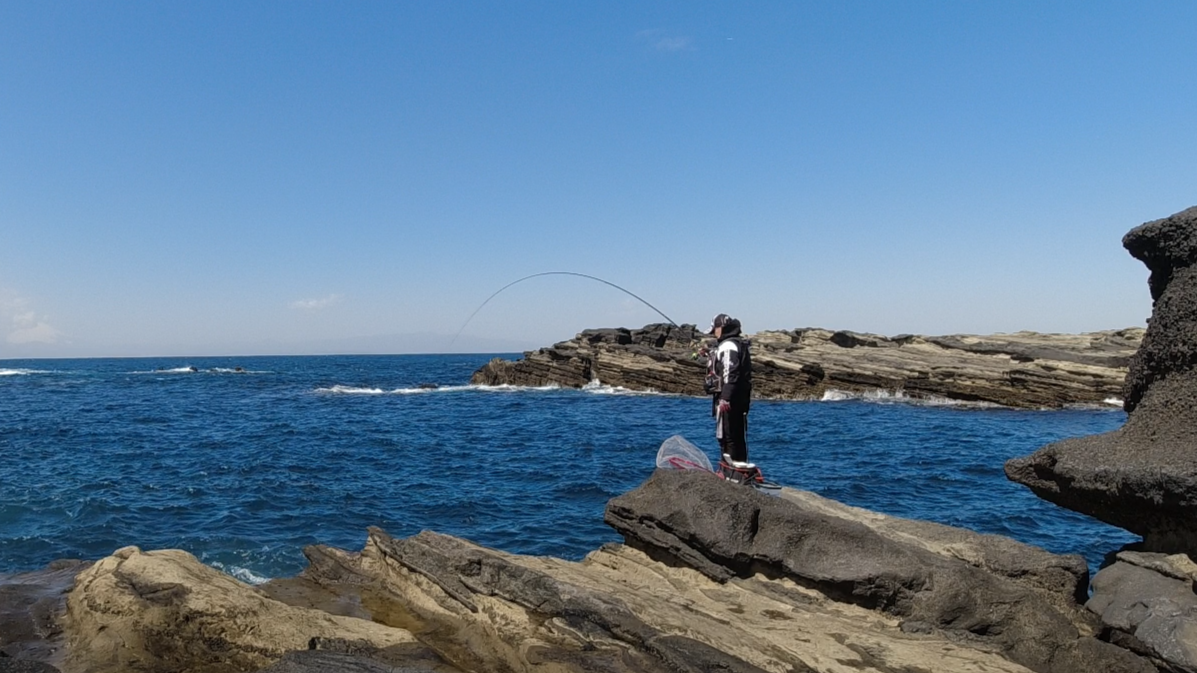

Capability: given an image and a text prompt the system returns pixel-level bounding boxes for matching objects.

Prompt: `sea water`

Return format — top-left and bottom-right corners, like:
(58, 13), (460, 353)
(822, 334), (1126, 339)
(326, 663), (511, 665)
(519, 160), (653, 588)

(0, 354), (1135, 581)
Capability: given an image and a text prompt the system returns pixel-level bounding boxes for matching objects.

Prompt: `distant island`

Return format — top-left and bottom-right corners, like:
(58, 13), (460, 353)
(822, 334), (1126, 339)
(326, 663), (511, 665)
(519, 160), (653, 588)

(472, 323), (1144, 409)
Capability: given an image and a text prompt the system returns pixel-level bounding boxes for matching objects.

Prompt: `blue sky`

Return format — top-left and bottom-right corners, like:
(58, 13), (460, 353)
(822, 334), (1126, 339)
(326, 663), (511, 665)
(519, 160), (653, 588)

(2, 2), (1194, 357)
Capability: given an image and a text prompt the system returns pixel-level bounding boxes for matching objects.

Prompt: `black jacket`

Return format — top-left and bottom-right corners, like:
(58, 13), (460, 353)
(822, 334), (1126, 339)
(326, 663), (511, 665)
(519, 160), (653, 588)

(714, 323), (752, 410)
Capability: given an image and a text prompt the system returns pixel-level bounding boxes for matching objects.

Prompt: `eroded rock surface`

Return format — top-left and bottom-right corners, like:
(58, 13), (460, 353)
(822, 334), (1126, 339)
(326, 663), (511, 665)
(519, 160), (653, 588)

(290, 526), (1043, 673)
(62, 545), (417, 673)
(471, 323), (1140, 408)
(604, 470), (1155, 673)
(1006, 206), (1197, 554)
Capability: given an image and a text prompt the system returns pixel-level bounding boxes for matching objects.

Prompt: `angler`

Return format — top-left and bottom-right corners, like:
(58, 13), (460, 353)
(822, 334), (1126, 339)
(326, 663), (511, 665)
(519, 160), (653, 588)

(706, 313), (755, 478)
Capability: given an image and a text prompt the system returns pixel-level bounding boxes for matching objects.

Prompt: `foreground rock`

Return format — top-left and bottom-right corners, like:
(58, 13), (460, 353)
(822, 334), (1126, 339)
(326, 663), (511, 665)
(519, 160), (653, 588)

(472, 322), (1141, 408)
(62, 545), (421, 673)
(605, 470), (1152, 673)
(1006, 206), (1197, 554)
(0, 560), (87, 671)
(1087, 551), (1197, 672)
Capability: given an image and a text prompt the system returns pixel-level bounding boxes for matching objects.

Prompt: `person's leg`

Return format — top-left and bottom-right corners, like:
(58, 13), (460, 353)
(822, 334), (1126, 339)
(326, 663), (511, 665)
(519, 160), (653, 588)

(726, 411), (748, 463)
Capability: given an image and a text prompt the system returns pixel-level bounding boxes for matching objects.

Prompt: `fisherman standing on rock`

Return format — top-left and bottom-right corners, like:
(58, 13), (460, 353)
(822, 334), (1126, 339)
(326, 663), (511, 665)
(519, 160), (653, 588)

(707, 314), (753, 468)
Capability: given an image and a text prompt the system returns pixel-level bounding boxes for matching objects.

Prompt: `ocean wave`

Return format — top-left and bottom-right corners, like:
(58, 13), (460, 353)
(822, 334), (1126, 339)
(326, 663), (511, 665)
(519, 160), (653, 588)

(819, 389), (1001, 409)
(0, 368), (50, 376)
(581, 379), (673, 396)
(208, 561), (271, 585)
(130, 367), (269, 375)
(316, 383), (565, 395)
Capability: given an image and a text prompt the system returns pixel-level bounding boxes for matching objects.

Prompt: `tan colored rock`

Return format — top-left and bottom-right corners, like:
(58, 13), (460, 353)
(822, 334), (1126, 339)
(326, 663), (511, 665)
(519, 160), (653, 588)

(62, 545), (416, 673)
(471, 323), (1142, 409)
(291, 528), (1041, 673)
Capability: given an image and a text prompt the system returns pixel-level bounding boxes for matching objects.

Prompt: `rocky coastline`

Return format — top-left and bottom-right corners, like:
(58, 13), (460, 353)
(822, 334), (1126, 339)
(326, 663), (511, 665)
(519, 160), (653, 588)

(470, 324), (1142, 409)
(5, 205), (1197, 673)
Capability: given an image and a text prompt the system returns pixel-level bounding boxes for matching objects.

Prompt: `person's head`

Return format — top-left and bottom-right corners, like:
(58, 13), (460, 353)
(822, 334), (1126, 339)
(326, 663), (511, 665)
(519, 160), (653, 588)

(708, 313), (732, 338)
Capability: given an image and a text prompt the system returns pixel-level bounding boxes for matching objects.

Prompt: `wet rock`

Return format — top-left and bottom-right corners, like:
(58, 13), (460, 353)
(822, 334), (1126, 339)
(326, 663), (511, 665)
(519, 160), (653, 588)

(0, 560), (87, 669)
(62, 545), (416, 673)
(1006, 206), (1197, 555)
(472, 323), (1140, 408)
(604, 469), (1155, 673)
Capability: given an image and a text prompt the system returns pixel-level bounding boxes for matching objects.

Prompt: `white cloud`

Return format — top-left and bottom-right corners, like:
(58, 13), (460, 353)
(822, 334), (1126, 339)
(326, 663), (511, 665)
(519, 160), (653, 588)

(636, 30), (694, 52)
(290, 293), (343, 311)
(0, 289), (62, 344)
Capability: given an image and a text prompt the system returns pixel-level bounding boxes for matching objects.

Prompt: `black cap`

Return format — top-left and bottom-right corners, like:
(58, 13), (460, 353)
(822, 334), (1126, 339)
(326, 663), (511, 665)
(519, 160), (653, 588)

(708, 313), (732, 335)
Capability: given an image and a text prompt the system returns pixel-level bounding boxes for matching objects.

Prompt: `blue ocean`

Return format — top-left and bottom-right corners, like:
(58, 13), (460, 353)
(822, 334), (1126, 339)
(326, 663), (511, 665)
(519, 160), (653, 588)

(0, 354), (1135, 582)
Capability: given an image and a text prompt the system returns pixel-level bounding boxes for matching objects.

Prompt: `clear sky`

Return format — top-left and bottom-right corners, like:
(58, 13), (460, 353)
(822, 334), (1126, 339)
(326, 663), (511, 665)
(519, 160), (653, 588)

(2, 2), (1194, 358)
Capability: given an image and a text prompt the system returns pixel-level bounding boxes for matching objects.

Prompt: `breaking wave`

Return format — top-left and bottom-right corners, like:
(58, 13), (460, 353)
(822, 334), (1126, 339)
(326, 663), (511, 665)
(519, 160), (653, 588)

(0, 368), (50, 376)
(819, 388), (1002, 409)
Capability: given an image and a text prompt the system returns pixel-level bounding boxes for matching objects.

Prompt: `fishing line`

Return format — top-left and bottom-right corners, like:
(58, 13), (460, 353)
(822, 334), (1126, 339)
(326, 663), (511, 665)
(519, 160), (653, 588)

(449, 271), (678, 348)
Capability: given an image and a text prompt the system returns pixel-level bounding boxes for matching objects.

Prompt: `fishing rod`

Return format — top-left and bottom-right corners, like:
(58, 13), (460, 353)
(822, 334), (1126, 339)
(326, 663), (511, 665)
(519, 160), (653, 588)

(449, 271), (679, 349)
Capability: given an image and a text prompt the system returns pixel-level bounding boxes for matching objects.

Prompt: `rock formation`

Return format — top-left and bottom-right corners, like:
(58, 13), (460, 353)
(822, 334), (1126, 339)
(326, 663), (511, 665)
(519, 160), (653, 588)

(62, 545), (420, 673)
(9, 475), (1171, 672)
(1005, 204), (1197, 673)
(472, 323), (1142, 408)
(1006, 206), (1197, 552)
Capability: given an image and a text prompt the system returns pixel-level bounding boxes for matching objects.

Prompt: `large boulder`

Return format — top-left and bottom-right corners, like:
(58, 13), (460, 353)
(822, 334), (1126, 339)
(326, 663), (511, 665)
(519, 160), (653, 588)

(1087, 552), (1197, 672)
(1006, 206), (1197, 554)
(62, 545), (417, 673)
(604, 469), (1155, 673)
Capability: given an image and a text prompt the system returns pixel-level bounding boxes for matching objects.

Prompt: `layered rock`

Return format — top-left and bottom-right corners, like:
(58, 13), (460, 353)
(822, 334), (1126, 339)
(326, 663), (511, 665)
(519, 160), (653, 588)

(605, 470), (1152, 673)
(9, 470), (1166, 672)
(1006, 206), (1197, 553)
(472, 323), (1142, 408)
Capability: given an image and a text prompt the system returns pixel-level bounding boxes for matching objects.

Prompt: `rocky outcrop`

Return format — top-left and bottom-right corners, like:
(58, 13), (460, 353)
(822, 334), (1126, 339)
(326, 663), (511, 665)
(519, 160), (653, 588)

(9, 471), (1165, 672)
(62, 545), (419, 673)
(605, 470), (1153, 673)
(471, 323), (1142, 408)
(282, 524), (1042, 673)
(1006, 206), (1197, 554)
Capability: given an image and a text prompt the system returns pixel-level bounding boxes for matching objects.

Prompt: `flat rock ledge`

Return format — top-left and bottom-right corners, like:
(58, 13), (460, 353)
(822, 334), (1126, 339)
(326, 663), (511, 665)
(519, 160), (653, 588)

(471, 323), (1142, 409)
(18, 469), (1171, 673)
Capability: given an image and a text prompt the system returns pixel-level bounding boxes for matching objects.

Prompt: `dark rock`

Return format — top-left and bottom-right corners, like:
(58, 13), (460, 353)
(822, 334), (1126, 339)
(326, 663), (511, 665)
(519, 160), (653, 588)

(0, 561), (87, 668)
(1087, 559), (1197, 672)
(604, 469), (1153, 673)
(258, 650), (438, 673)
(1006, 205), (1197, 555)
(0, 659), (61, 673)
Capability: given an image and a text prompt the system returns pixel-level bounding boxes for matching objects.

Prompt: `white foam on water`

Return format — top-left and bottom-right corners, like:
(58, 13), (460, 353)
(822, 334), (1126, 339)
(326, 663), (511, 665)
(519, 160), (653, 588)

(581, 379), (670, 396)
(316, 385), (387, 395)
(208, 562), (271, 585)
(819, 388), (1000, 409)
(316, 383), (568, 395)
(0, 368), (49, 376)
(130, 367), (200, 374)
(1104, 397), (1124, 406)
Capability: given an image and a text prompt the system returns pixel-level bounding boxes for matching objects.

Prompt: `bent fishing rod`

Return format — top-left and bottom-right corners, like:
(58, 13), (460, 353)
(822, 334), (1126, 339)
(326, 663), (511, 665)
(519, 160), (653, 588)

(449, 271), (680, 349)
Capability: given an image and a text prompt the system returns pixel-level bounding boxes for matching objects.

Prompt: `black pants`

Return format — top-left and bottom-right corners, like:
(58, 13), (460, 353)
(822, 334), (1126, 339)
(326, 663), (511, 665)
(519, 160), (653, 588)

(718, 409), (749, 463)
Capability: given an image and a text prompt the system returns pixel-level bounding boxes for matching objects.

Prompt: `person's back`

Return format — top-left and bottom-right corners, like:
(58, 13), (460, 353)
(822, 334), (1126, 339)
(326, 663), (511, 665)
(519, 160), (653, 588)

(708, 314), (752, 464)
